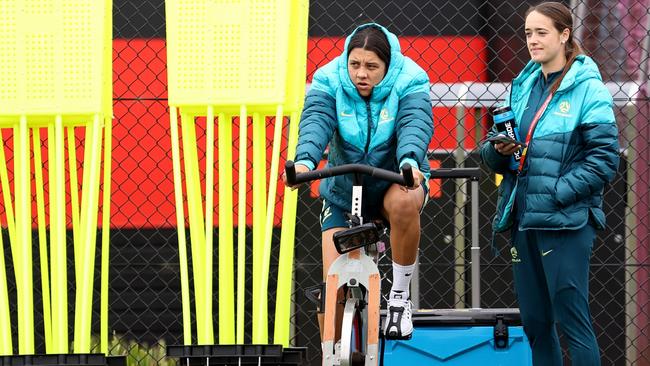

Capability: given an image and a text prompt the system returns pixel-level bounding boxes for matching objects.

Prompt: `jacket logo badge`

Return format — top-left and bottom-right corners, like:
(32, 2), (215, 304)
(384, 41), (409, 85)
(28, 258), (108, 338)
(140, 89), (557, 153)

(379, 108), (393, 124)
(511, 247), (521, 263)
(559, 101), (570, 113)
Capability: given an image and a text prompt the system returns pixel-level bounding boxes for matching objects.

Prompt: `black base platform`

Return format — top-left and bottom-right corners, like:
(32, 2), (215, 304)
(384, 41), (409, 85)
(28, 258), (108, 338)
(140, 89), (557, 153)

(166, 345), (307, 366)
(0, 354), (125, 366)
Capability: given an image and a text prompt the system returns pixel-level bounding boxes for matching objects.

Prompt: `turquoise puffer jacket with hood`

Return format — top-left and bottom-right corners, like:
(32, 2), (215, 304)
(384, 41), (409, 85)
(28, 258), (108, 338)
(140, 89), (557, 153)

(294, 23), (433, 211)
(481, 55), (619, 234)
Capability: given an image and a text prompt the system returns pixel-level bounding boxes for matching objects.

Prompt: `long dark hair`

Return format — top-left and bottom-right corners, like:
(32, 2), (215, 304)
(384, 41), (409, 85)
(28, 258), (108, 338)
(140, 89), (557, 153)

(526, 2), (584, 94)
(346, 25), (391, 70)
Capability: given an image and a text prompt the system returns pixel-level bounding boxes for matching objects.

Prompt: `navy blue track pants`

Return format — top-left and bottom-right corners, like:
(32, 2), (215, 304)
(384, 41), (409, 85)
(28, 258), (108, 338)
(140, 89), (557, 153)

(511, 223), (600, 366)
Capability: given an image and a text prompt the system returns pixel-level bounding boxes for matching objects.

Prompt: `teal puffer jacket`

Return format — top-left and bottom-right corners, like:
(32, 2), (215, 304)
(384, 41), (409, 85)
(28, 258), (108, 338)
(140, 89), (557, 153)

(294, 23), (433, 210)
(481, 55), (619, 233)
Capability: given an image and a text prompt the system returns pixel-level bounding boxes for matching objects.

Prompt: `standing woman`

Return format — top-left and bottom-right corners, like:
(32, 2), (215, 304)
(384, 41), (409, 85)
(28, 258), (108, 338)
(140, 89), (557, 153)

(480, 2), (619, 365)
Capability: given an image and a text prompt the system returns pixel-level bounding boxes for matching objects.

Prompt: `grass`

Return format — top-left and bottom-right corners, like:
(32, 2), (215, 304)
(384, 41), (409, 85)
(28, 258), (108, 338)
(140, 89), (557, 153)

(91, 334), (177, 366)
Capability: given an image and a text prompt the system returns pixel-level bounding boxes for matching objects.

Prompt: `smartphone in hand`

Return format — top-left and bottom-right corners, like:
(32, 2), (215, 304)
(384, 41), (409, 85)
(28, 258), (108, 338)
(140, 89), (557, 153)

(487, 134), (527, 147)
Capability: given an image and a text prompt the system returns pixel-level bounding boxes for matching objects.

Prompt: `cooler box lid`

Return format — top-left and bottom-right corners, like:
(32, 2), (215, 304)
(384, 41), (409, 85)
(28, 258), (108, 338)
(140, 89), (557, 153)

(406, 308), (522, 326)
(381, 308), (521, 326)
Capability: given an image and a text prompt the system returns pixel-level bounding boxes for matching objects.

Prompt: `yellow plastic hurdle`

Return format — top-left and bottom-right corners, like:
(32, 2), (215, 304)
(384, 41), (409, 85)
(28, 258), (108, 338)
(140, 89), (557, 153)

(0, 0), (113, 355)
(272, 0), (309, 347)
(165, 0), (308, 346)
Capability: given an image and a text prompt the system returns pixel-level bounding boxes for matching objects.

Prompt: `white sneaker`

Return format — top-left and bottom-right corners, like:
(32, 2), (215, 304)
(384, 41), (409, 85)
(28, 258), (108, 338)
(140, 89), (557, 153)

(384, 296), (413, 339)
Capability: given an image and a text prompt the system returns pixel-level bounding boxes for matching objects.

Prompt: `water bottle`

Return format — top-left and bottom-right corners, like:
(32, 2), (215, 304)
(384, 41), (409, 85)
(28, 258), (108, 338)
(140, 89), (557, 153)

(493, 106), (522, 171)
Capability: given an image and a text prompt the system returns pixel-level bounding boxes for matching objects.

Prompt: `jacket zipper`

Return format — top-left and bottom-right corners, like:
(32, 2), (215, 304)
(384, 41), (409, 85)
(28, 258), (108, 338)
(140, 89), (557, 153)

(364, 100), (372, 153)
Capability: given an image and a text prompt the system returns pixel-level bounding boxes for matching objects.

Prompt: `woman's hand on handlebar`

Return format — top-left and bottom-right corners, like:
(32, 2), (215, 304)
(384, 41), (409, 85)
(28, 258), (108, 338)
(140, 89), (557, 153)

(282, 163), (310, 189)
(403, 169), (423, 191)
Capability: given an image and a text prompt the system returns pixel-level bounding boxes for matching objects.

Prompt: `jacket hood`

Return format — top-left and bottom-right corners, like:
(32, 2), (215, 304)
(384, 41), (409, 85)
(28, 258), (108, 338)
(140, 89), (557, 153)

(339, 23), (405, 102)
(513, 55), (603, 94)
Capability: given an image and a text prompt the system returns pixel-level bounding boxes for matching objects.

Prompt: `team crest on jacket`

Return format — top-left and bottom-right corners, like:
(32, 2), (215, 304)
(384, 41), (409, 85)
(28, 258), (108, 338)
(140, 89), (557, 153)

(511, 247), (521, 263)
(379, 108), (393, 123)
(559, 101), (570, 113)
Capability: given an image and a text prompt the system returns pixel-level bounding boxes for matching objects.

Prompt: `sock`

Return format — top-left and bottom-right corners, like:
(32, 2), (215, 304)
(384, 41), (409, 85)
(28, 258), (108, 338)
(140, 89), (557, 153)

(390, 262), (415, 300)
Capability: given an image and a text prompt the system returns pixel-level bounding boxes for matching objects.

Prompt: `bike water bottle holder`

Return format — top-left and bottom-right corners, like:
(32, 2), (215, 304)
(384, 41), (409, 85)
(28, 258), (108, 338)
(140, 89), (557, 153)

(333, 222), (382, 254)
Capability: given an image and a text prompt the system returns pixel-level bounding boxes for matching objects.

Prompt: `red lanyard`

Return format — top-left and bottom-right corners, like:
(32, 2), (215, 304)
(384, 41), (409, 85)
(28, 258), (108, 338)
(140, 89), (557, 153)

(518, 93), (554, 173)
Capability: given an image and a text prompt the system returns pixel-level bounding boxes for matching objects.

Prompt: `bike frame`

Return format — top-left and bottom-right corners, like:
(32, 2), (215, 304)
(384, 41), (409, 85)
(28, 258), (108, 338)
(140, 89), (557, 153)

(322, 182), (381, 366)
(284, 161), (413, 366)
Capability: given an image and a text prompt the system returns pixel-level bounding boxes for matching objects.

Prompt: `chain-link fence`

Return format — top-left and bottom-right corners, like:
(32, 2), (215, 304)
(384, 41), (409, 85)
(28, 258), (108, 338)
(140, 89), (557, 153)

(4, 0), (647, 365)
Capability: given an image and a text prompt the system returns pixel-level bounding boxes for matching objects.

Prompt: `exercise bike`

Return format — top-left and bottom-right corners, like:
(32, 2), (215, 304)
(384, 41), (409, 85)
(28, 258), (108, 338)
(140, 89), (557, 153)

(285, 160), (414, 366)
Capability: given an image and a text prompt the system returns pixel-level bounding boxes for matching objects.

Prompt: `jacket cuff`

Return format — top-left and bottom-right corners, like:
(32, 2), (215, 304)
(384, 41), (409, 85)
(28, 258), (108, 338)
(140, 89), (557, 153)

(484, 143), (511, 163)
(399, 158), (419, 171)
(294, 159), (315, 171)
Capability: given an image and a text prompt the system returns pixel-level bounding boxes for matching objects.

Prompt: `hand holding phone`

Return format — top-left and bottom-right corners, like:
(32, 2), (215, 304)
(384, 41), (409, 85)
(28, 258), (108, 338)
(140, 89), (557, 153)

(487, 134), (527, 147)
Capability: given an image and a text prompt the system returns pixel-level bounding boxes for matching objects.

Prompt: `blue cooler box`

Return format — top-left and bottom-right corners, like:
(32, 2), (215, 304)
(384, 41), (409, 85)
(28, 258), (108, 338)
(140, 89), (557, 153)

(381, 308), (532, 365)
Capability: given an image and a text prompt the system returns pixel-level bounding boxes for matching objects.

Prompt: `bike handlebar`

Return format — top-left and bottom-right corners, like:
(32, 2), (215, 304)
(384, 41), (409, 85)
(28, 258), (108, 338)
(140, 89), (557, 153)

(285, 160), (415, 188)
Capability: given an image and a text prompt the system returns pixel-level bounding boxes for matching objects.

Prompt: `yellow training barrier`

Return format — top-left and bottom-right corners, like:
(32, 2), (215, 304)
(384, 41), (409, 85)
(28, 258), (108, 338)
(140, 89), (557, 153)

(166, 0), (308, 346)
(273, 0), (309, 346)
(15, 116), (33, 354)
(251, 111), (266, 343)
(51, 119), (67, 354)
(168, 106), (192, 345)
(217, 111), (235, 344)
(0, 129), (14, 355)
(32, 129), (52, 352)
(236, 106), (248, 344)
(100, 120), (113, 354)
(0, 226), (11, 354)
(0, 0), (112, 355)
